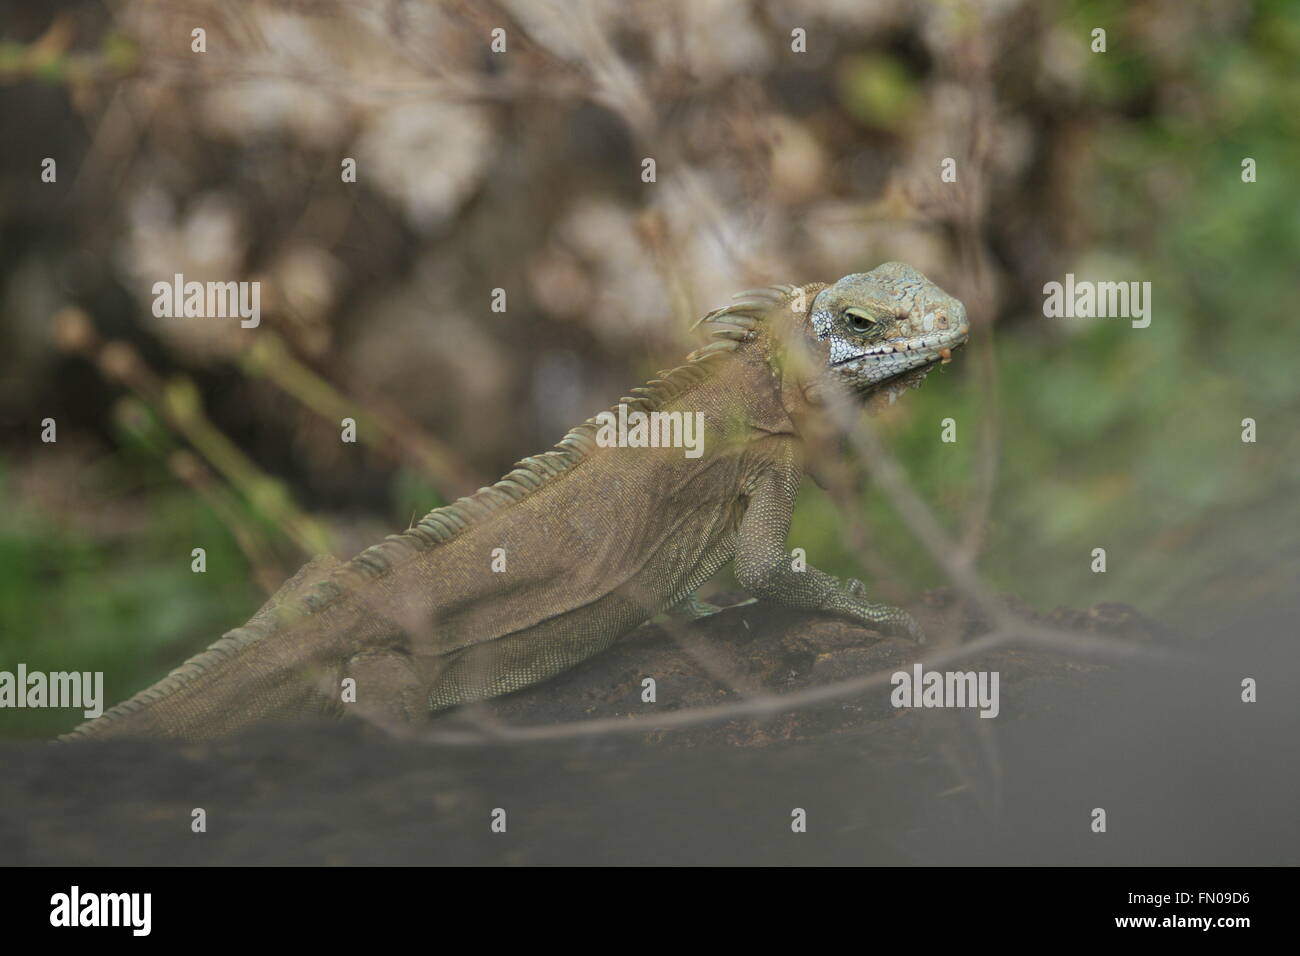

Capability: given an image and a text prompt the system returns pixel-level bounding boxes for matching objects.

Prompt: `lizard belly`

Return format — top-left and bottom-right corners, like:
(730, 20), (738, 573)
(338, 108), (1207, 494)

(410, 457), (748, 709)
(421, 523), (739, 711)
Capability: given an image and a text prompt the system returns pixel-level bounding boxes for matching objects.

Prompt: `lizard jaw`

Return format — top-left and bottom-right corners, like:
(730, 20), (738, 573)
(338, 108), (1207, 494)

(830, 324), (970, 387)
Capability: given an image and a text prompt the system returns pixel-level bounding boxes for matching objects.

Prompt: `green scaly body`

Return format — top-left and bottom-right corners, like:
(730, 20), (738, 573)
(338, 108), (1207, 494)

(65, 263), (969, 741)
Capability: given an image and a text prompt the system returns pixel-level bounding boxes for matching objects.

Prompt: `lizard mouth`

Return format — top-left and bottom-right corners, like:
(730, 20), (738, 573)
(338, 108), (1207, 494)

(832, 327), (970, 371)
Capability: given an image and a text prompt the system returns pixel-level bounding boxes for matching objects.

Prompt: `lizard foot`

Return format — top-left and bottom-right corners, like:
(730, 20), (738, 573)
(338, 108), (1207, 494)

(840, 578), (926, 644)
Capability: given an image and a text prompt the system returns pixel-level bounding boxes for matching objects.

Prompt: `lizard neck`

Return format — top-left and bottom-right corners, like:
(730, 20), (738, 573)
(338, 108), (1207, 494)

(761, 283), (833, 434)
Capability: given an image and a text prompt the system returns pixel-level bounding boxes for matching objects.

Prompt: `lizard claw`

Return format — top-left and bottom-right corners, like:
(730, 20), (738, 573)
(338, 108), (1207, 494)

(878, 607), (925, 644)
(839, 578), (924, 643)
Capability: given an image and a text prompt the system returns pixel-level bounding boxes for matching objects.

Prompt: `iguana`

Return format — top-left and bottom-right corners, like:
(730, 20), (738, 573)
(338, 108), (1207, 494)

(64, 263), (969, 741)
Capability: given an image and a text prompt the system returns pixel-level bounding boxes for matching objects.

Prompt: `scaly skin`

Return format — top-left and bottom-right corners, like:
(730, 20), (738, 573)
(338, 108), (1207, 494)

(64, 263), (968, 741)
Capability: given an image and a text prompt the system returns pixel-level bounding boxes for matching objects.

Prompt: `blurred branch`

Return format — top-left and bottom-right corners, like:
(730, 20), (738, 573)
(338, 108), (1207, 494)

(166, 448), (291, 593)
(110, 396), (289, 590)
(948, 33), (1003, 573)
(240, 332), (482, 498)
(52, 306), (334, 558)
(411, 621), (1184, 746)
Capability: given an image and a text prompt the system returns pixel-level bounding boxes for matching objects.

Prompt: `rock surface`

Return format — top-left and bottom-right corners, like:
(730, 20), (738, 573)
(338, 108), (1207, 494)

(1, 592), (1294, 866)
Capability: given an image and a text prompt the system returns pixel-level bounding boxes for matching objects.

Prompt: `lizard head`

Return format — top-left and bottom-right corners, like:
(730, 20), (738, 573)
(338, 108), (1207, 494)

(802, 262), (969, 406)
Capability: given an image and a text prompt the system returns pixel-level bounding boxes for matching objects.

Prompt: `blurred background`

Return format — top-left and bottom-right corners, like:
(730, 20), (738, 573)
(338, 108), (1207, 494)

(1, 0), (1298, 737)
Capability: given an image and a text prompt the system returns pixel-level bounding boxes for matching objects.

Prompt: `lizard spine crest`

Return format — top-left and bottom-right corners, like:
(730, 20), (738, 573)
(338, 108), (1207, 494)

(260, 285), (794, 635)
(61, 289), (797, 738)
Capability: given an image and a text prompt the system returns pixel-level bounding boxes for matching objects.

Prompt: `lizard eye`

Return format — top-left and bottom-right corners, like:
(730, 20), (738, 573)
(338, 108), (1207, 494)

(843, 308), (878, 334)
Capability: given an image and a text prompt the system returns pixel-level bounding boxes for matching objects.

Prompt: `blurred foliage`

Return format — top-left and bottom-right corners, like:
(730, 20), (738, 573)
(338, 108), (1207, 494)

(0, 458), (258, 736)
(2, 0), (1298, 735)
(837, 54), (920, 131)
(801, 0), (1300, 617)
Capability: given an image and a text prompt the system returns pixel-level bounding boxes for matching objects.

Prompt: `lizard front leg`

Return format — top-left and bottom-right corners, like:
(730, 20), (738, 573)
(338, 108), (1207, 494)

(734, 452), (924, 642)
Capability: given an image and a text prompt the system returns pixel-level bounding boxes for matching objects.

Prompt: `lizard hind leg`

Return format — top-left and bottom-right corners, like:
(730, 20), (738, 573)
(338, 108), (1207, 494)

(341, 648), (427, 733)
